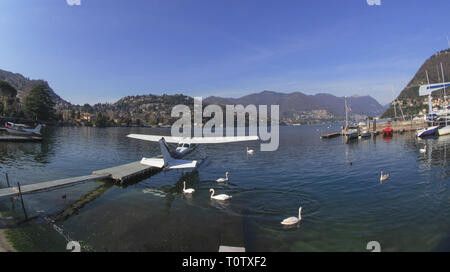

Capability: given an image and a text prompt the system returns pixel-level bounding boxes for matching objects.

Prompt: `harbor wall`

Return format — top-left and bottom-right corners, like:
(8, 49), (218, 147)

(360, 120), (427, 133)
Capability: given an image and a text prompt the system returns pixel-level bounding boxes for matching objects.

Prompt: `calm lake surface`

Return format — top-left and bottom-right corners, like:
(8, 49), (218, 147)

(1, 125), (450, 252)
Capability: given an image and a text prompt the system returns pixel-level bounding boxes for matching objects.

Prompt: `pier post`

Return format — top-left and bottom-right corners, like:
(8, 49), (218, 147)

(5, 173), (10, 188)
(17, 182), (28, 221)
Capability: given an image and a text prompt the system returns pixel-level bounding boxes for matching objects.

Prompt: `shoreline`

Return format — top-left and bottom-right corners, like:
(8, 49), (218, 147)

(0, 229), (16, 252)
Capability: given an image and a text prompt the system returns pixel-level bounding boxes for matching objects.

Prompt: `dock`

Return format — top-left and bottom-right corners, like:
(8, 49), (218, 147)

(0, 174), (110, 199)
(320, 132), (341, 139)
(0, 135), (43, 142)
(0, 160), (158, 199)
(92, 160), (156, 182)
(358, 119), (427, 134)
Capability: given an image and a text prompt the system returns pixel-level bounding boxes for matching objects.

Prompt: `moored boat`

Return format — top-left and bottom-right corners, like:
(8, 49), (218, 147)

(416, 126), (439, 138)
(342, 125), (359, 141)
(438, 125), (450, 136)
(359, 130), (371, 138)
(342, 97), (358, 141)
(382, 124), (393, 136)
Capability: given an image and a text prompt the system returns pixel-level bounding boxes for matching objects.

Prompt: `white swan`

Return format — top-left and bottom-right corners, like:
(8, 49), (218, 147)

(281, 207), (302, 225)
(182, 181), (195, 194)
(216, 172), (229, 183)
(209, 189), (232, 201)
(380, 171), (389, 182)
(247, 147), (254, 155)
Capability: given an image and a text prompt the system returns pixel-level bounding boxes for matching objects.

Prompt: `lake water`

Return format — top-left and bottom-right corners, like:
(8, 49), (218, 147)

(1, 125), (450, 252)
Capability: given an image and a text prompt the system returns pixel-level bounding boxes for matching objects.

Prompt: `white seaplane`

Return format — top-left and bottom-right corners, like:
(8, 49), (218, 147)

(127, 134), (259, 169)
(4, 122), (42, 136)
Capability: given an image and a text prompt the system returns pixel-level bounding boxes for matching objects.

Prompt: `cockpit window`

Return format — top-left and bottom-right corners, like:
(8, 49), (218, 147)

(178, 143), (183, 147)
(183, 143), (189, 148)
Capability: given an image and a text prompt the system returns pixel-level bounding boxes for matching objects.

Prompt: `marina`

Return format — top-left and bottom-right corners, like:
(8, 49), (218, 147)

(1, 126), (450, 251)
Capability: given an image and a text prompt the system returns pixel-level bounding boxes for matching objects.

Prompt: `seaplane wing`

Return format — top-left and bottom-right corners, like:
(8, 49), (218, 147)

(127, 134), (259, 144)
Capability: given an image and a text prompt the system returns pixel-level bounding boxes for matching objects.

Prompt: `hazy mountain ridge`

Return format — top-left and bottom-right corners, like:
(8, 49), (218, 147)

(205, 91), (384, 123)
(1, 68), (384, 125)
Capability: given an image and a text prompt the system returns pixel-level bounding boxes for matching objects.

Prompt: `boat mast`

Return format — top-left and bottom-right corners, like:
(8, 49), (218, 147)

(426, 70), (433, 116)
(441, 62), (448, 126)
(392, 86), (397, 119)
(441, 62), (447, 101)
(345, 96), (348, 128)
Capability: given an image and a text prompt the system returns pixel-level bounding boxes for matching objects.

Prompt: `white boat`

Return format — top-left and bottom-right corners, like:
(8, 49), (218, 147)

(359, 131), (371, 138)
(4, 122), (42, 136)
(416, 126), (439, 138)
(343, 125), (359, 139)
(416, 67), (450, 138)
(342, 97), (359, 140)
(439, 125), (450, 136)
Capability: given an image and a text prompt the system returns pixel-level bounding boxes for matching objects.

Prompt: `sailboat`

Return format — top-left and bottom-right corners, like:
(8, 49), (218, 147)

(437, 63), (450, 136)
(341, 97), (359, 141)
(416, 68), (450, 138)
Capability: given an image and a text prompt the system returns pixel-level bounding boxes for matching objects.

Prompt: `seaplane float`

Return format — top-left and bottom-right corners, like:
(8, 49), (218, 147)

(127, 134), (259, 170)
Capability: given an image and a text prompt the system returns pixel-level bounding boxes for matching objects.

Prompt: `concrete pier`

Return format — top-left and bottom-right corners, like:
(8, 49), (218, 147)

(0, 174), (110, 199)
(0, 160), (160, 199)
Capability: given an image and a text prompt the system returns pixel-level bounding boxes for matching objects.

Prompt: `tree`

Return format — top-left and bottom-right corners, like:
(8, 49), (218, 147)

(24, 85), (56, 121)
(0, 81), (17, 116)
(0, 81), (17, 97)
(94, 113), (113, 127)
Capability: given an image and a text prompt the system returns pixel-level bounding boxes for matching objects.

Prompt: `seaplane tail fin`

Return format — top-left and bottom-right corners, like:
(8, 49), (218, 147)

(33, 124), (42, 133)
(159, 137), (174, 165)
(159, 137), (197, 169)
(139, 138), (197, 169)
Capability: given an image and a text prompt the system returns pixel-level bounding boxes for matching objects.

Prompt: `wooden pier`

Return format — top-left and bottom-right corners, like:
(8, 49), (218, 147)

(320, 132), (341, 139)
(0, 135), (43, 142)
(0, 160), (158, 199)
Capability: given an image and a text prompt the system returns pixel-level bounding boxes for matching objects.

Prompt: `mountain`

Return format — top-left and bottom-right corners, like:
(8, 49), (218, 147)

(381, 48), (450, 118)
(0, 68), (70, 109)
(204, 91), (384, 124)
(0, 68), (384, 125)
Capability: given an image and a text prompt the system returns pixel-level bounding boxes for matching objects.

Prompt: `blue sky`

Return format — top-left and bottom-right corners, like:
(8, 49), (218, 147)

(0, 0), (449, 105)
